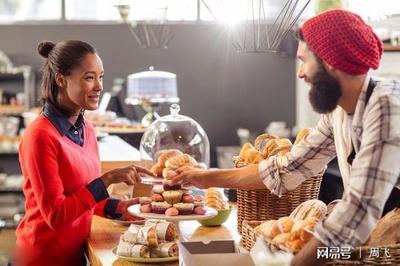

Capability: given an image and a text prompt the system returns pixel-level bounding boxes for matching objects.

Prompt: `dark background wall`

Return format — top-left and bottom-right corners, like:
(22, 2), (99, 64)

(0, 23), (297, 167)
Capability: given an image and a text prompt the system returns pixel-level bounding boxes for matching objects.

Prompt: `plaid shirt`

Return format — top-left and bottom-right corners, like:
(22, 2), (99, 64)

(259, 76), (400, 247)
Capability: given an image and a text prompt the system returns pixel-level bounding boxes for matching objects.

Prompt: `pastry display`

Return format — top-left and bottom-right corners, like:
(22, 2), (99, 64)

(205, 188), (229, 210)
(149, 242), (179, 258)
(117, 223), (178, 259)
(116, 241), (150, 258)
(151, 202), (172, 214)
(162, 190), (183, 205)
(150, 149), (200, 178)
(254, 199), (327, 253)
(141, 159), (207, 216)
(145, 219), (178, 241)
(173, 203), (195, 215)
(150, 149), (183, 177)
(165, 207), (179, 216)
(120, 224), (158, 247)
(234, 129), (311, 167)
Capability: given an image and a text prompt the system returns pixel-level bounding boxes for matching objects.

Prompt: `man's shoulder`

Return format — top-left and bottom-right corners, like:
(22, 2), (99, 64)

(373, 79), (400, 101)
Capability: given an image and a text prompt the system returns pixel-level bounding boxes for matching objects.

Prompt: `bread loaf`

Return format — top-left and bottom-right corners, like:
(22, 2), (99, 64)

(366, 208), (400, 246)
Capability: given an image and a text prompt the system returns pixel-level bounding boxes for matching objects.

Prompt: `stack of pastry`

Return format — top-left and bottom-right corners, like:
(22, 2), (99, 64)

(139, 182), (206, 216)
(254, 199), (327, 253)
(205, 188), (229, 210)
(116, 220), (179, 258)
(141, 150), (207, 216)
(150, 149), (199, 178)
(234, 128), (311, 167)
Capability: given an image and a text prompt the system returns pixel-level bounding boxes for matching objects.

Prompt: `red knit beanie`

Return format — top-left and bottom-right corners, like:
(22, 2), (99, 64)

(300, 9), (383, 75)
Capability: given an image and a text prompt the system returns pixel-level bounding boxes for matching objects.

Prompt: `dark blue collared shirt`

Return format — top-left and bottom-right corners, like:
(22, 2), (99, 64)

(43, 102), (122, 219)
(43, 102), (85, 146)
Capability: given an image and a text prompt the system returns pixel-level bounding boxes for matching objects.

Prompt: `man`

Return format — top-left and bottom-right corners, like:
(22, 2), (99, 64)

(170, 9), (400, 266)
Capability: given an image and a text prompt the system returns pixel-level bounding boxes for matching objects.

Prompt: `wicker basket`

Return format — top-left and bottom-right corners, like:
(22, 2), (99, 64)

(236, 174), (322, 234)
(241, 220), (263, 251)
(241, 220), (400, 265)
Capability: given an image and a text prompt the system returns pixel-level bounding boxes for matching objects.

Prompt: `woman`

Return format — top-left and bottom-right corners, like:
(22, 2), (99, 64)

(15, 40), (153, 266)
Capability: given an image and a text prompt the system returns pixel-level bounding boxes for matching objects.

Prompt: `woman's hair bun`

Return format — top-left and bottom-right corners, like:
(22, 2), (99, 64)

(37, 41), (56, 58)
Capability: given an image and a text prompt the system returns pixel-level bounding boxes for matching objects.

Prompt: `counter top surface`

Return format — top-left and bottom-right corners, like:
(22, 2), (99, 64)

(98, 135), (140, 162)
(87, 207), (240, 266)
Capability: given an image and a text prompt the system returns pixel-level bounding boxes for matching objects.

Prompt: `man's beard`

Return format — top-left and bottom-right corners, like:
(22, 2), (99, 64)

(308, 65), (342, 114)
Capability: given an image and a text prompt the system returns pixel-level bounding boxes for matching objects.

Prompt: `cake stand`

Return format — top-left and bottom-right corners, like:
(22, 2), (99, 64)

(128, 204), (217, 237)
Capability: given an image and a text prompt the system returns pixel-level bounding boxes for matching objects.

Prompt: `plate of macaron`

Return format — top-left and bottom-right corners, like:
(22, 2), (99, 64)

(128, 183), (217, 221)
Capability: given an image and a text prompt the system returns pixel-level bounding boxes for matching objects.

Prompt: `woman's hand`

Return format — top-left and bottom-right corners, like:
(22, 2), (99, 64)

(115, 197), (144, 221)
(100, 164), (154, 188)
(169, 166), (209, 189)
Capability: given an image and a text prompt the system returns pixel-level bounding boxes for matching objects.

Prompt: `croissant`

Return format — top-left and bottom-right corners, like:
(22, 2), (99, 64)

(269, 145), (292, 157)
(278, 138), (292, 147)
(261, 139), (279, 158)
(239, 143), (254, 161)
(254, 133), (279, 151)
(294, 128), (311, 145)
(276, 216), (295, 233)
(156, 149), (183, 166)
(256, 220), (282, 241)
(287, 239), (306, 252)
(271, 233), (291, 248)
(162, 168), (178, 179)
(165, 154), (197, 170)
(206, 188), (228, 210)
(150, 163), (164, 177)
(245, 148), (264, 164)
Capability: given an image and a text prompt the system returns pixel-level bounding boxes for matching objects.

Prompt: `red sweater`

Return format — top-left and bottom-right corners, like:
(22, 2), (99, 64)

(15, 115), (107, 266)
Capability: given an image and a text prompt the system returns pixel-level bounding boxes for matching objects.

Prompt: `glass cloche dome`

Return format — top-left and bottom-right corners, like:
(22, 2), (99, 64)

(140, 104), (210, 168)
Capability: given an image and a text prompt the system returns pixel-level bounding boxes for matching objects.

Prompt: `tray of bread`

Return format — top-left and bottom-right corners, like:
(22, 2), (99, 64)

(233, 129), (311, 168)
(114, 219), (179, 262)
(242, 199), (328, 253)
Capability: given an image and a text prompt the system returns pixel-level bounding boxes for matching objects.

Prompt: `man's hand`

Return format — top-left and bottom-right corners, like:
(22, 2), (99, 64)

(169, 166), (209, 189)
(115, 197), (144, 221)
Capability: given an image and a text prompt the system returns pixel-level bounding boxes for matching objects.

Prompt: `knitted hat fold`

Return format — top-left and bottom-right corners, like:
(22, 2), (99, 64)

(300, 9), (383, 75)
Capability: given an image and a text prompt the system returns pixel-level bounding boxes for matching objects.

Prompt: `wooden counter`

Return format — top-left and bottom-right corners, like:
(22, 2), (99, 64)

(87, 207), (240, 266)
(93, 140), (241, 265)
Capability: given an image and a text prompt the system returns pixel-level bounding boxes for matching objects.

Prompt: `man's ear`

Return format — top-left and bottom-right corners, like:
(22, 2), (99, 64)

(322, 61), (338, 77)
(322, 61), (335, 72)
(55, 73), (67, 88)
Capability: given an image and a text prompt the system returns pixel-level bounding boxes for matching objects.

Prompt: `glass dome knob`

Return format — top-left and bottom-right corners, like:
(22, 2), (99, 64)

(170, 103), (180, 116)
